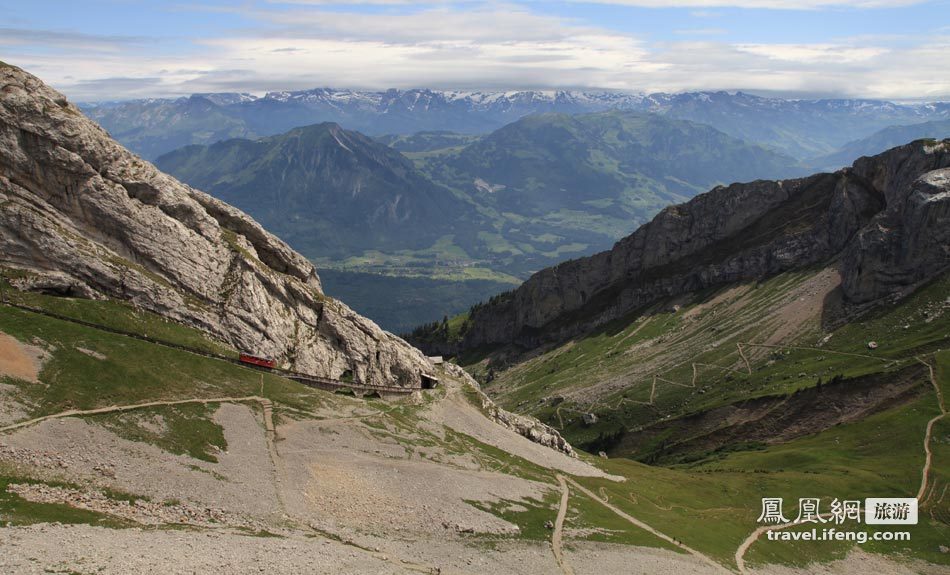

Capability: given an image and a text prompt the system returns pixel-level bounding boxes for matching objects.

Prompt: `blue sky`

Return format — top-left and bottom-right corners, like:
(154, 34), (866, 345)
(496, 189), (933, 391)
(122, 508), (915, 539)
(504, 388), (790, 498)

(2, 0), (948, 101)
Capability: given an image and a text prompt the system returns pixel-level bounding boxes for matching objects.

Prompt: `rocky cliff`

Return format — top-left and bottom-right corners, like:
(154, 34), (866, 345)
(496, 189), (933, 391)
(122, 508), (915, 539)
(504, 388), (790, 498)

(0, 63), (432, 388)
(440, 139), (950, 353)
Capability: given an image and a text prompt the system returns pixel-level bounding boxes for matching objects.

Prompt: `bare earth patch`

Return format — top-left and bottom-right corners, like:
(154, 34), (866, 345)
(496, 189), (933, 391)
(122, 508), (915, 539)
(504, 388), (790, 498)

(762, 267), (840, 346)
(276, 413), (553, 536)
(0, 331), (47, 383)
(426, 375), (618, 479)
(752, 548), (942, 575)
(0, 405), (281, 521)
(75, 346), (107, 360)
(7, 483), (264, 529)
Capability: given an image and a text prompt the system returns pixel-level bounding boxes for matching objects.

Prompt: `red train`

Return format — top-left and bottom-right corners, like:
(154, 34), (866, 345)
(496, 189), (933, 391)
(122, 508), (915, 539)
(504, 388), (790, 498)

(239, 353), (276, 369)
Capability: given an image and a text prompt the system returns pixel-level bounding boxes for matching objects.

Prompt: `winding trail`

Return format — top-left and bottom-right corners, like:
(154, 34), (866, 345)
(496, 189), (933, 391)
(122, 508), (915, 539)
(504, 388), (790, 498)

(736, 343), (753, 375)
(551, 475), (575, 575)
(735, 513), (833, 575)
(555, 340), (899, 432)
(563, 476), (731, 574)
(915, 355), (946, 501)
(0, 392), (461, 574)
(734, 353), (946, 574)
(0, 392), (294, 518)
(0, 396), (274, 434)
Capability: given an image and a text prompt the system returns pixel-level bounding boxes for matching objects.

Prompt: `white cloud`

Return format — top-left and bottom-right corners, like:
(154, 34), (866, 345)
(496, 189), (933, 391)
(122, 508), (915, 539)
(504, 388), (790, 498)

(4, 3), (949, 101)
(673, 28), (729, 35)
(734, 43), (889, 63)
(251, 0), (925, 8)
(565, 0), (925, 9)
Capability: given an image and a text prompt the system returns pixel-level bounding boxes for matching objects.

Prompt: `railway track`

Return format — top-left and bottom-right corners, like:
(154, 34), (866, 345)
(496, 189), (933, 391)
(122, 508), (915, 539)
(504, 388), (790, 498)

(0, 300), (416, 395)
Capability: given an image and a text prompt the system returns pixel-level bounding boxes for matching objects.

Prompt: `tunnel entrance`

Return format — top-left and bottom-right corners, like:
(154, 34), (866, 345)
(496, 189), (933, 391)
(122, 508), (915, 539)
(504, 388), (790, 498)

(420, 373), (439, 389)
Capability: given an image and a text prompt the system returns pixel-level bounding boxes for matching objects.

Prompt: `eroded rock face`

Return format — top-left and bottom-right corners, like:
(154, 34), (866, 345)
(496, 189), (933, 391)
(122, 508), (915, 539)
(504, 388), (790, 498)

(450, 139), (950, 352)
(0, 63), (431, 388)
(441, 363), (574, 457)
(841, 146), (950, 303)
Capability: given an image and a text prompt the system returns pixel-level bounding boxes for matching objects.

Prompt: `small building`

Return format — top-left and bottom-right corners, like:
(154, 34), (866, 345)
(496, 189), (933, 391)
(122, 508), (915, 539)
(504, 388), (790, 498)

(582, 413), (598, 426)
(428, 356), (444, 365)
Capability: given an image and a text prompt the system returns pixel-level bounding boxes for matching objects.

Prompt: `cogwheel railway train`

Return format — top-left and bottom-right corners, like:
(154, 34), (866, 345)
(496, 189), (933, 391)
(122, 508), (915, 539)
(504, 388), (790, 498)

(238, 353), (276, 369)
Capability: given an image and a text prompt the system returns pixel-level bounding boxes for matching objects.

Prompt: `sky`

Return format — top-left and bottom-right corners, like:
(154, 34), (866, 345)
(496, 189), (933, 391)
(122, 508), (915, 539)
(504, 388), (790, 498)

(1, 0), (949, 102)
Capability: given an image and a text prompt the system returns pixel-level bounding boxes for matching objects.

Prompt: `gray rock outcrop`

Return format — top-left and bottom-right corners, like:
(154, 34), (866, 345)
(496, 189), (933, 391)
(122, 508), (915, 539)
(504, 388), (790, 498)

(441, 363), (574, 456)
(841, 143), (950, 302)
(444, 139), (950, 353)
(0, 63), (431, 388)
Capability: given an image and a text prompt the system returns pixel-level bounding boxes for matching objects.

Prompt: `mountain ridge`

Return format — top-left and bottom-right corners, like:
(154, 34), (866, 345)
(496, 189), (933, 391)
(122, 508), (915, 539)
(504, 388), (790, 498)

(83, 87), (950, 161)
(811, 121), (950, 170)
(412, 139), (950, 356)
(155, 111), (805, 307)
(155, 122), (478, 260)
(0, 63), (432, 388)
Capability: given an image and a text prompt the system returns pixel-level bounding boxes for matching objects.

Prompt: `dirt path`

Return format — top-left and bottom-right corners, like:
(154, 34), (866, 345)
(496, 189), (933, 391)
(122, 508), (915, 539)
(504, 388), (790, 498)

(0, 393), (289, 515)
(734, 513), (834, 575)
(736, 343), (752, 375)
(558, 340), (897, 433)
(563, 477), (731, 574)
(735, 354), (946, 574)
(915, 355), (947, 501)
(740, 342), (891, 364)
(552, 475), (575, 575)
(430, 376), (616, 478)
(0, 394), (455, 572)
(0, 396), (274, 434)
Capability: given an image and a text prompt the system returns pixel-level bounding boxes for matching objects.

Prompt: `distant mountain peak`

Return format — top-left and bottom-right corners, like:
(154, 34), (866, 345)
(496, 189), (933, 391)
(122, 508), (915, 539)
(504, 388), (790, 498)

(83, 86), (950, 162)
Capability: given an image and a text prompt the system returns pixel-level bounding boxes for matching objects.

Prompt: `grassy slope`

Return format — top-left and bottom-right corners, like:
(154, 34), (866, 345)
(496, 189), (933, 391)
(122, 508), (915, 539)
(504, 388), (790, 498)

(2, 277), (946, 570)
(468, 268), (949, 568)
(573, 388), (947, 567)
(1, 274), (233, 358)
(0, 288), (678, 551)
(483, 269), (948, 448)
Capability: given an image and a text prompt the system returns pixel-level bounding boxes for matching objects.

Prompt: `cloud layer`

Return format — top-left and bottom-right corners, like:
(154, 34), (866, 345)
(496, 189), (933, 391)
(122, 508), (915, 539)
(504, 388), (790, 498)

(4, 2), (948, 101)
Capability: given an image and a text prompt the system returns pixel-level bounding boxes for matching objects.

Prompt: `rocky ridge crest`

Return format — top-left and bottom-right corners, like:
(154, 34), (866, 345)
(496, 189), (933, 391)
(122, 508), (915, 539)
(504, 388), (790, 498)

(0, 63), (431, 388)
(445, 139), (950, 353)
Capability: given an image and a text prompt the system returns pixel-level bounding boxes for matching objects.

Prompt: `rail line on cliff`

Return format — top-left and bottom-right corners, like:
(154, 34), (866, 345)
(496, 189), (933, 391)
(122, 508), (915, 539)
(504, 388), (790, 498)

(0, 300), (415, 395)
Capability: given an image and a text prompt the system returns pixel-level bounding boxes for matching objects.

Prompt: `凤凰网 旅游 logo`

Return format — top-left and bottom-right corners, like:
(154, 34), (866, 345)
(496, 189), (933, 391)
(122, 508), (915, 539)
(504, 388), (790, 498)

(757, 497), (917, 526)
(864, 498), (918, 525)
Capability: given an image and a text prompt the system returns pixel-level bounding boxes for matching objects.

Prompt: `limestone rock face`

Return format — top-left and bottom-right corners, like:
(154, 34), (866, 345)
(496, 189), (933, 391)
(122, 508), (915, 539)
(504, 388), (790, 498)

(0, 63), (431, 388)
(451, 139), (950, 352)
(841, 144), (950, 303)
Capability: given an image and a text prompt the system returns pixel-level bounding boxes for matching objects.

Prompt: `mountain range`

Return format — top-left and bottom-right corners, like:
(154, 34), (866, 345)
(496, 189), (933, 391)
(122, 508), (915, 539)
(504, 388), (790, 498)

(812, 119), (950, 171)
(410, 138), (950, 472)
(84, 88), (950, 161)
(154, 123), (478, 261)
(155, 111), (804, 331)
(0, 63), (429, 387)
(415, 138), (950, 354)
